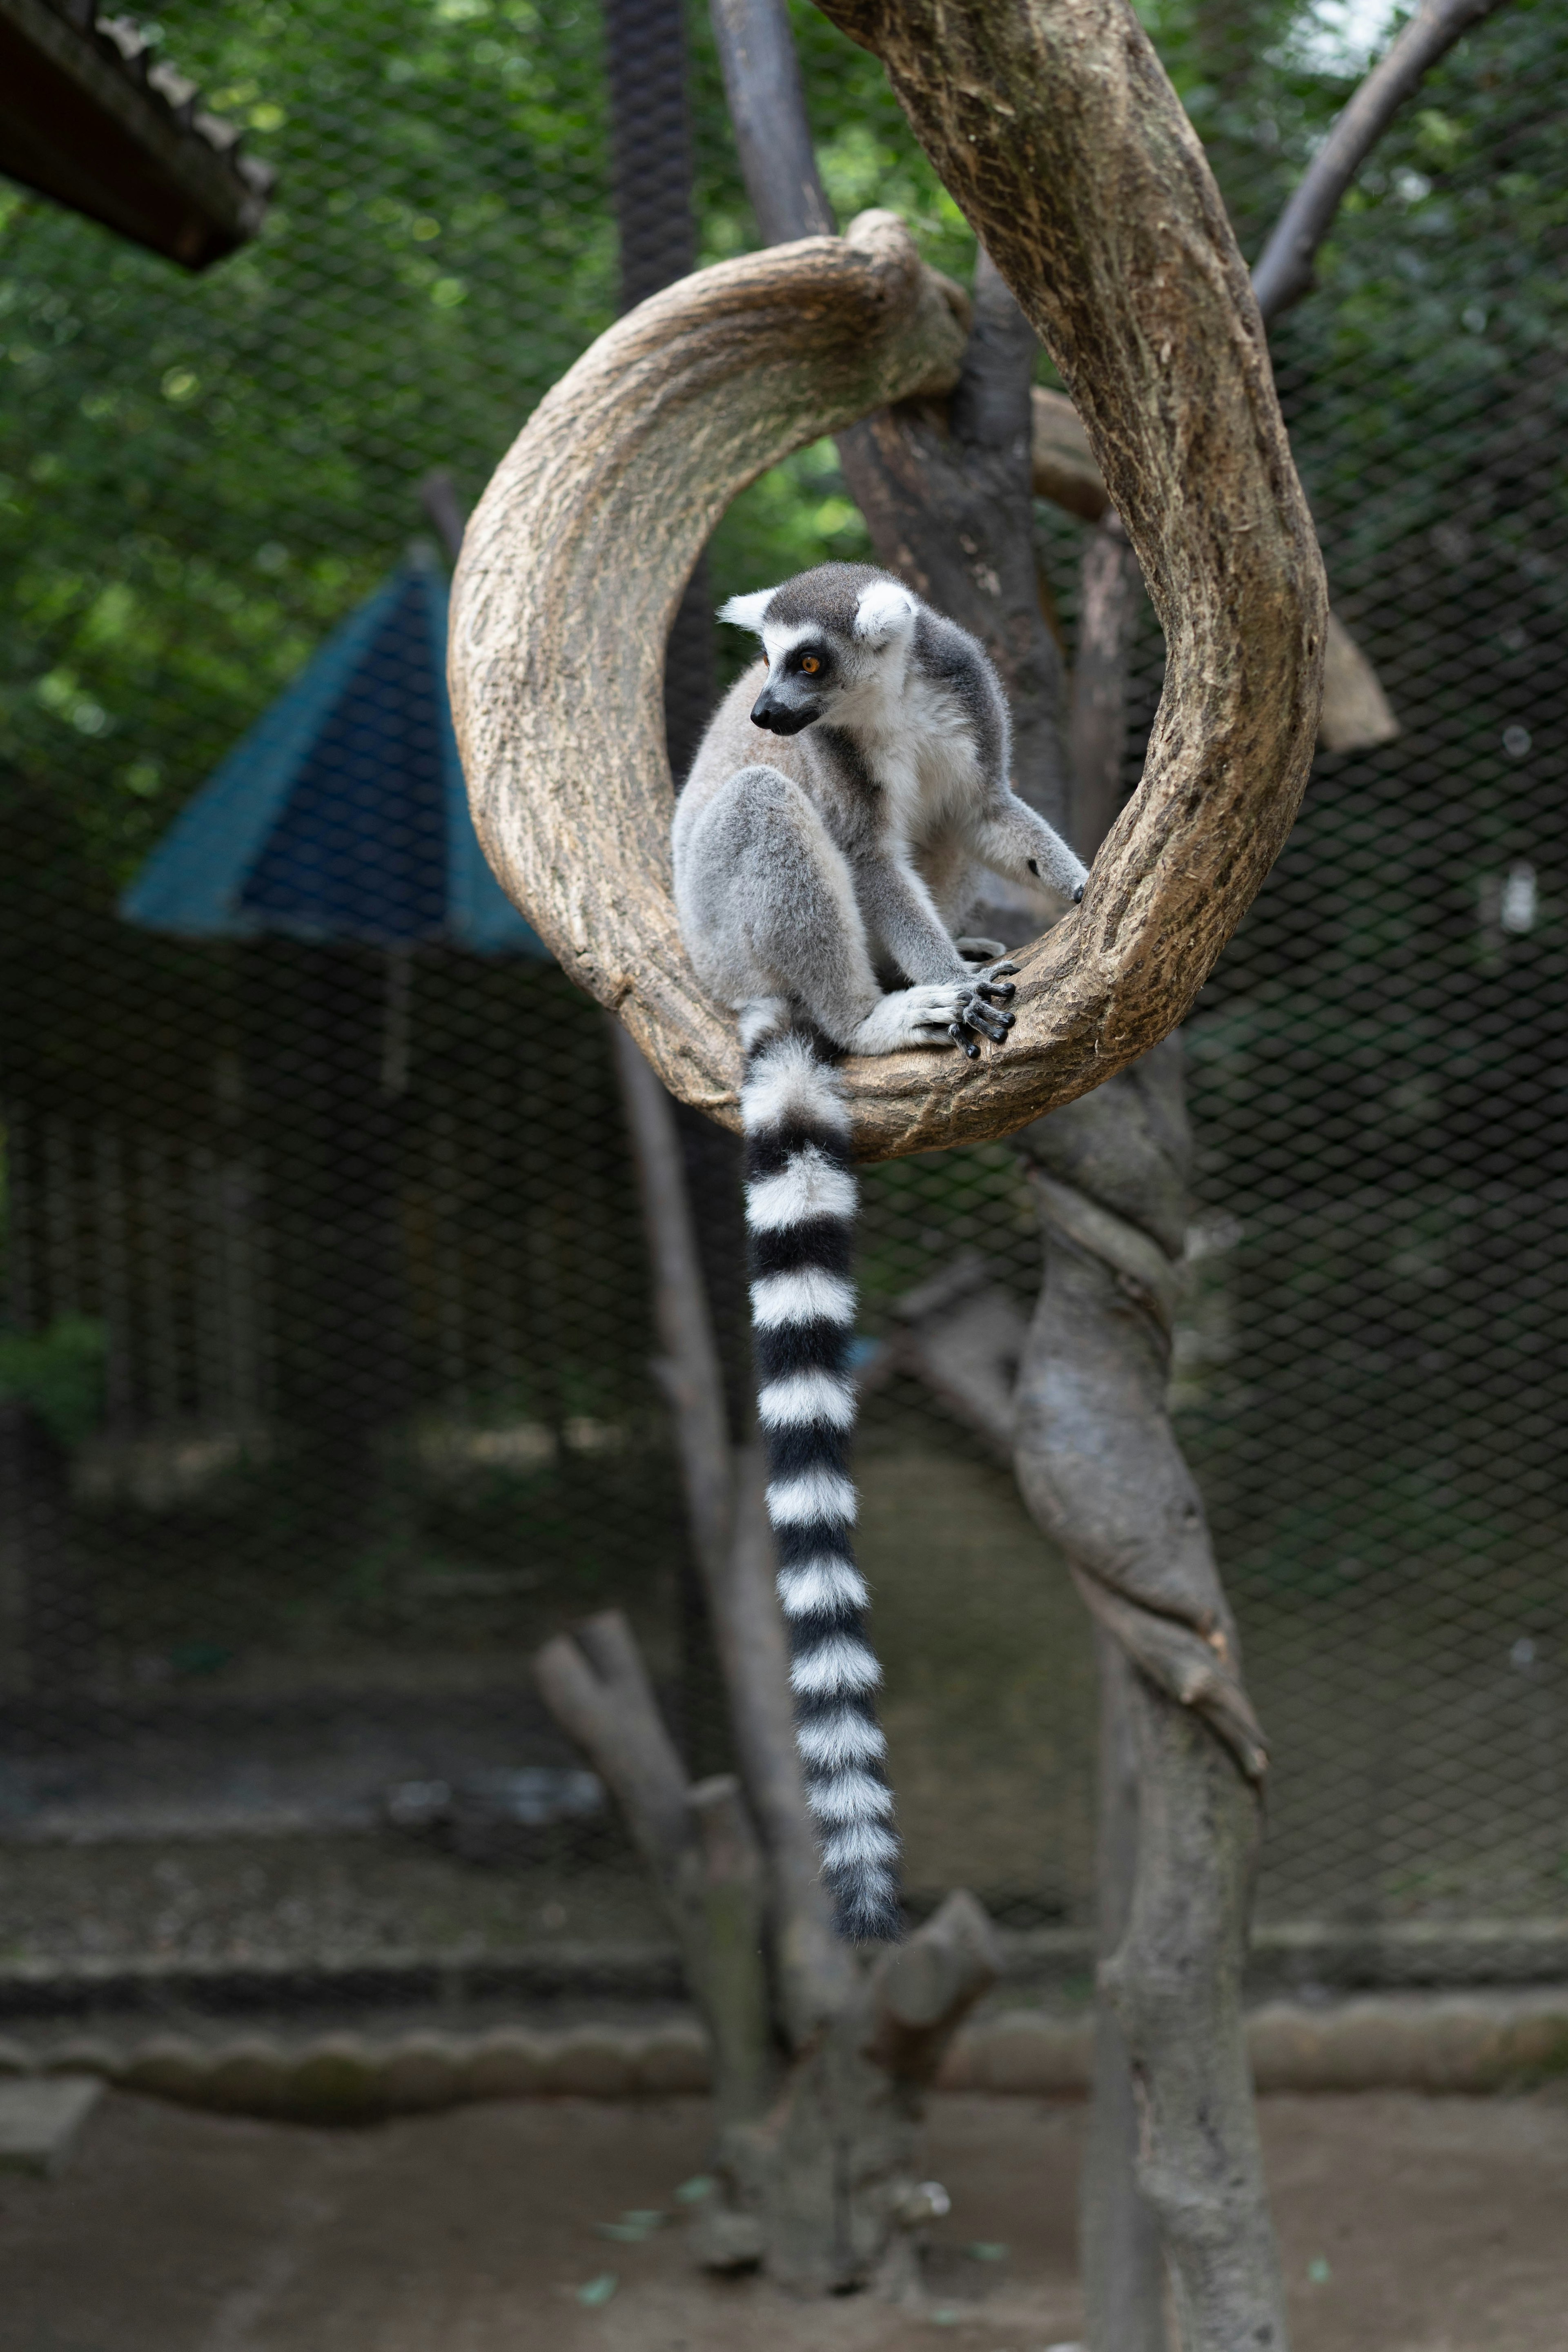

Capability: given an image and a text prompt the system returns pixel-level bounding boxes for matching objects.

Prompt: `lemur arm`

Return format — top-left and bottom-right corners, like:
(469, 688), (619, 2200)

(964, 793), (1089, 904)
(853, 849), (974, 986)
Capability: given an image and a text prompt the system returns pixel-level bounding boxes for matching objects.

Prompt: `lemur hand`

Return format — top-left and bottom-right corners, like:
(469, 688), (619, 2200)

(853, 981), (981, 1054)
(948, 961), (1018, 1058)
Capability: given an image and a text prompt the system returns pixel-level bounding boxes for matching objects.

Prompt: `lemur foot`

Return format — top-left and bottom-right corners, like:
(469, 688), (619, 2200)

(852, 981), (977, 1054)
(950, 960), (1018, 1055)
(956, 999), (1015, 1045)
(969, 960), (1017, 1006)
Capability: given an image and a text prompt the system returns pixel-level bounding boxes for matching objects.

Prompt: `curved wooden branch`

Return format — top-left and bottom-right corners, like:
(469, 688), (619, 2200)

(452, 9), (1324, 1163)
(450, 209), (966, 1141)
(1251, 0), (1508, 324)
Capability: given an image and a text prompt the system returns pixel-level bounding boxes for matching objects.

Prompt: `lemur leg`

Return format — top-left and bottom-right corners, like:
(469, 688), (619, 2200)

(968, 800), (1090, 905)
(690, 768), (973, 1054)
(854, 854), (974, 988)
(852, 851), (1018, 1053)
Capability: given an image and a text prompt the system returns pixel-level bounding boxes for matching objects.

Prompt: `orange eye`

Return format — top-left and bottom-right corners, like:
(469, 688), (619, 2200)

(801, 655), (820, 675)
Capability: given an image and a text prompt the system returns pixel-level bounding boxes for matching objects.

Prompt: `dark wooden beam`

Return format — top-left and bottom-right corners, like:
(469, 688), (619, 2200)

(0, 0), (272, 270)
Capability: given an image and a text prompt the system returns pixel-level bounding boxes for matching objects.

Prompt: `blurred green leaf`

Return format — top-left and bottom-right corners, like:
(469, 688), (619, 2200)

(0, 1314), (106, 1446)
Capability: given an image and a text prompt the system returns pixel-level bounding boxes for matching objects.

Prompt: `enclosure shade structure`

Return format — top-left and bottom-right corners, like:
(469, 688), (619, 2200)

(123, 556), (546, 1565)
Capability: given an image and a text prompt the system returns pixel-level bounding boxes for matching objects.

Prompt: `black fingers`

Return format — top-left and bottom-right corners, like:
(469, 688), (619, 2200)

(957, 998), (1013, 1045)
(947, 1022), (982, 1061)
(971, 979), (1016, 1006)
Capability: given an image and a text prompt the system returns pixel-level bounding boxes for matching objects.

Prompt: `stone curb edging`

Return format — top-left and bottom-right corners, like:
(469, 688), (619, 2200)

(2, 1992), (1565, 2124)
(7, 1920), (1568, 2022)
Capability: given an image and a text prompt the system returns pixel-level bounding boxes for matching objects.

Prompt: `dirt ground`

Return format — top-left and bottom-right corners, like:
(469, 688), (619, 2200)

(2, 2089), (1567, 2352)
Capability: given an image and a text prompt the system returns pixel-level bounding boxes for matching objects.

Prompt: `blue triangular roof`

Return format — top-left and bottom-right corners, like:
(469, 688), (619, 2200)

(120, 554), (547, 958)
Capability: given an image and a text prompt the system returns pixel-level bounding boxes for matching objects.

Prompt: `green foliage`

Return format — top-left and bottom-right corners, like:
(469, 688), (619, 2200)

(2, 0), (1564, 926)
(0, 0), (959, 905)
(0, 1313), (106, 1445)
(2, 0), (616, 886)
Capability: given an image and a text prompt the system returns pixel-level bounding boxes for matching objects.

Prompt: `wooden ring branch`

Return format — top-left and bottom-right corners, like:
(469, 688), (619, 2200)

(451, 24), (1327, 1161)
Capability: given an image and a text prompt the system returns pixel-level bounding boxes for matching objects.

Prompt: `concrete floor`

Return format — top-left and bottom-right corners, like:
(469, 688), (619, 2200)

(1, 2088), (1566, 2350)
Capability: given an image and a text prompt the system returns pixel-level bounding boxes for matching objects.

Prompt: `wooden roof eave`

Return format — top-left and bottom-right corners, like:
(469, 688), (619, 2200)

(0, 0), (274, 270)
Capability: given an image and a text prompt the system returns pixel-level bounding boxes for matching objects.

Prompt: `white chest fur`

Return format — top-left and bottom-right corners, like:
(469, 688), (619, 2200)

(853, 668), (978, 844)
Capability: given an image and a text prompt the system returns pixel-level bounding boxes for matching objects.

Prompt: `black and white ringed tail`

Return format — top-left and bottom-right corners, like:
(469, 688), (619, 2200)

(739, 1007), (899, 1944)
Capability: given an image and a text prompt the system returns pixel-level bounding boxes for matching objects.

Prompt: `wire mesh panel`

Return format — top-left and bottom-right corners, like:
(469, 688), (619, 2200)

(0, 0), (1564, 2034)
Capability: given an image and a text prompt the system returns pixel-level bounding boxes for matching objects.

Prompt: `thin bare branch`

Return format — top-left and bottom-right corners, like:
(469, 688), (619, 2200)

(866, 1889), (1002, 2084)
(533, 1610), (694, 1883)
(686, 1774), (778, 2123)
(710, 0), (834, 243)
(1252, 0), (1508, 323)
(418, 469), (466, 566)
(611, 1022), (734, 1584)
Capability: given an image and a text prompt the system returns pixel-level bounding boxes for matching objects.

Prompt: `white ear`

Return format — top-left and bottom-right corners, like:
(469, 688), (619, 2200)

(853, 579), (917, 644)
(717, 589), (776, 634)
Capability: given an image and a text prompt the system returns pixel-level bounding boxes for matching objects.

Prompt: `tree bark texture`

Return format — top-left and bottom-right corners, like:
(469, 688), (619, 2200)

(1070, 514), (1145, 860)
(1011, 1049), (1279, 2348)
(833, 249), (1074, 838)
(697, 7), (1288, 2337)
(1083, 1629), (1169, 2352)
(448, 0), (1327, 1161)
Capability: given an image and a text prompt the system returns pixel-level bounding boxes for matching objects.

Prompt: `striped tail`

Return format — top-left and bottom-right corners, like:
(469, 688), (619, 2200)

(740, 1009), (900, 1943)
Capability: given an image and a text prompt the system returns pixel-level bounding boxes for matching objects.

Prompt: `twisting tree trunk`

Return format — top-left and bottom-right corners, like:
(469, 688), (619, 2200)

(1025, 9), (1515, 2332)
(1011, 1040), (1273, 2347)
(708, 0), (1282, 2339)
(535, 1026), (1001, 2292)
(454, 0), (1491, 2321)
(706, 4), (1500, 2344)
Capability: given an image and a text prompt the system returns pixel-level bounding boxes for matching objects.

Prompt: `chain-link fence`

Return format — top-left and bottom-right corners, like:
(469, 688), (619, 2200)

(0, 0), (1563, 2038)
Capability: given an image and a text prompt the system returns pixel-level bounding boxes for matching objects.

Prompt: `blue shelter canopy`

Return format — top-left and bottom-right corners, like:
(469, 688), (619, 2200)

(121, 552), (547, 958)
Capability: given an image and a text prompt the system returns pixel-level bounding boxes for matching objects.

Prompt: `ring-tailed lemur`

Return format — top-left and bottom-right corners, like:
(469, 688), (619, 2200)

(672, 563), (1088, 1941)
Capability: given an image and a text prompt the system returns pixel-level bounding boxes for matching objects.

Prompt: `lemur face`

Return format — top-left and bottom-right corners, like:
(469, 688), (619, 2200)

(717, 565), (918, 739)
(749, 632), (837, 735)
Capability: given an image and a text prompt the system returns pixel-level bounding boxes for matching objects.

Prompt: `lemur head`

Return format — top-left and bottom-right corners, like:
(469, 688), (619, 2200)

(718, 563), (918, 738)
